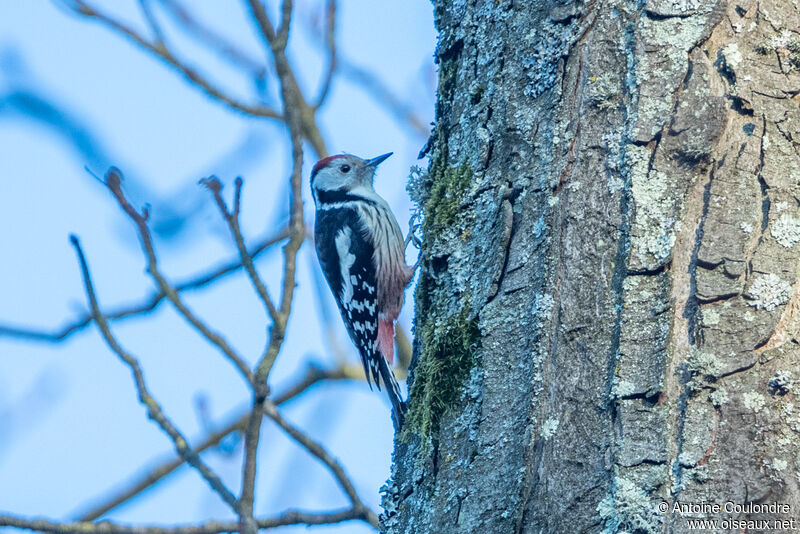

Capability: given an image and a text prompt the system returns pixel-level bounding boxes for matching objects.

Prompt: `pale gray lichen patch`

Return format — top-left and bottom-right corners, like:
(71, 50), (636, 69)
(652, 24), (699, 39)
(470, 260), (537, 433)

(597, 477), (661, 534)
(634, 13), (714, 141)
(722, 42), (743, 69)
(756, 30), (800, 72)
(709, 387), (729, 407)
(629, 145), (678, 267)
(613, 377), (636, 398)
(702, 307), (721, 326)
(532, 293), (554, 321)
(687, 349), (722, 391)
(587, 73), (621, 110)
(743, 391), (766, 412)
(522, 19), (581, 99)
(541, 417), (559, 439)
(772, 458), (788, 472)
(771, 214), (800, 248)
(747, 273), (792, 311)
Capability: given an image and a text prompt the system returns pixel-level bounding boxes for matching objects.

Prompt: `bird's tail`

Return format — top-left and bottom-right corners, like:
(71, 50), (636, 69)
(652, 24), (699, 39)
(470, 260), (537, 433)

(377, 356), (406, 431)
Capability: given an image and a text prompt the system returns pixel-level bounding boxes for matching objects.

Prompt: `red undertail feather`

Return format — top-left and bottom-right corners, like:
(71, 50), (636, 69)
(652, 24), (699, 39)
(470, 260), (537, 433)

(378, 318), (395, 365)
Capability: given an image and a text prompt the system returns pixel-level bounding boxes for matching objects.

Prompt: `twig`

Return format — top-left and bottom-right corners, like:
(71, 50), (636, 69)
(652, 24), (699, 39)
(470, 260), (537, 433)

(313, 0), (337, 109)
(69, 235), (240, 513)
(60, 0), (281, 119)
(75, 364), (358, 521)
(1, 508), (373, 534)
(200, 177), (279, 322)
(103, 167), (254, 385)
(262, 400), (379, 528)
(0, 229), (288, 343)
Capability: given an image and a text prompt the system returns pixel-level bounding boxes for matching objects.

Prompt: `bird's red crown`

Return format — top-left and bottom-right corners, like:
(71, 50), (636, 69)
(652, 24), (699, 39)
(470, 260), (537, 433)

(311, 154), (346, 177)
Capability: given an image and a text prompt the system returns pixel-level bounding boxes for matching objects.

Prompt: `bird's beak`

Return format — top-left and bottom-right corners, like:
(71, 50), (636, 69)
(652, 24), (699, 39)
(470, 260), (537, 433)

(366, 152), (393, 167)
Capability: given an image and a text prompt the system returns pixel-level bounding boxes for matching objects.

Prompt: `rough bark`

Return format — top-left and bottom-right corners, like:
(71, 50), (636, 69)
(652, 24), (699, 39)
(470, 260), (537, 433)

(383, 1), (800, 532)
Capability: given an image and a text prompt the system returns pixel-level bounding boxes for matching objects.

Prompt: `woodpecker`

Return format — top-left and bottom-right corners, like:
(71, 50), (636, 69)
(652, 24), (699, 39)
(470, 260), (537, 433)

(311, 152), (415, 429)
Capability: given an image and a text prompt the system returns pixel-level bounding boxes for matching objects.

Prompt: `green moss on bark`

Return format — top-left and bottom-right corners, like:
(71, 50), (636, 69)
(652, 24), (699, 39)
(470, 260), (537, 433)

(422, 162), (472, 235)
(404, 301), (479, 441)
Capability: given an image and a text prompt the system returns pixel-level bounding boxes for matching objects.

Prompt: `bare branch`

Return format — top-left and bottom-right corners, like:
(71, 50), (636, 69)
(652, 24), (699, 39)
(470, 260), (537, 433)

(61, 0), (281, 119)
(75, 364), (359, 521)
(69, 235), (240, 513)
(0, 229), (288, 343)
(313, 0), (337, 110)
(103, 167), (254, 385)
(200, 176), (280, 323)
(1, 508), (373, 534)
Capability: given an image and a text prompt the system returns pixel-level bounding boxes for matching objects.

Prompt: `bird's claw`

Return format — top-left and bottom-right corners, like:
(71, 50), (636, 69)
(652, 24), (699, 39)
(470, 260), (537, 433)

(405, 218), (423, 275)
(405, 218), (422, 251)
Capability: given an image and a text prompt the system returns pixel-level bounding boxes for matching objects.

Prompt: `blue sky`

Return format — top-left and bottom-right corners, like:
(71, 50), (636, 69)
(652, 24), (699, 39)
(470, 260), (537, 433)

(0, 1), (435, 532)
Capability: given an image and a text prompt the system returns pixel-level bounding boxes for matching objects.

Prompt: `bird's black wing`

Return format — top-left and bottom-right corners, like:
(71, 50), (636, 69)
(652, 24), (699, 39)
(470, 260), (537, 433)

(315, 207), (382, 388)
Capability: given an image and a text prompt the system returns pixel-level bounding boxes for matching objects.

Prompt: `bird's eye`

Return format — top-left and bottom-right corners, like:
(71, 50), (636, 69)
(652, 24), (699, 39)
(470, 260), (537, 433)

(340, 164), (351, 173)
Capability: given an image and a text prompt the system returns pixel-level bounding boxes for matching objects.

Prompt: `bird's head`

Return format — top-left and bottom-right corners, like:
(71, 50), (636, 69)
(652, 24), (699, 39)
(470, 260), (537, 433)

(310, 152), (392, 204)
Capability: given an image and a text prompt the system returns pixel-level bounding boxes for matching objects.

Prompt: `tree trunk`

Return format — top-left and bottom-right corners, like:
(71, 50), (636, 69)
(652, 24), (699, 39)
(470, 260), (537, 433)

(382, 1), (800, 532)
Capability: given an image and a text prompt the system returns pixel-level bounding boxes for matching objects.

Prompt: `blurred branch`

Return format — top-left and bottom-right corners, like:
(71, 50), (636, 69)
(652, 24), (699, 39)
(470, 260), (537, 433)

(104, 167), (254, 385)
(75, 363), (361, 521)
(60, 0), (328, 156)
(138, 0), (166, 46)
(0, 229), (288, 342)
(276, 0), (293, 50)
(0, 50), (266, 239)
(59, 0), (281, 119)
(156, 0), (267, 83)
(1, 508), (373, 534)
(69, 235), (240, 513)
(395, 326), (412, 379)
(338, 57), (429, 138)
(312, 0), (337, 110)
(301, 7), (430, 139)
